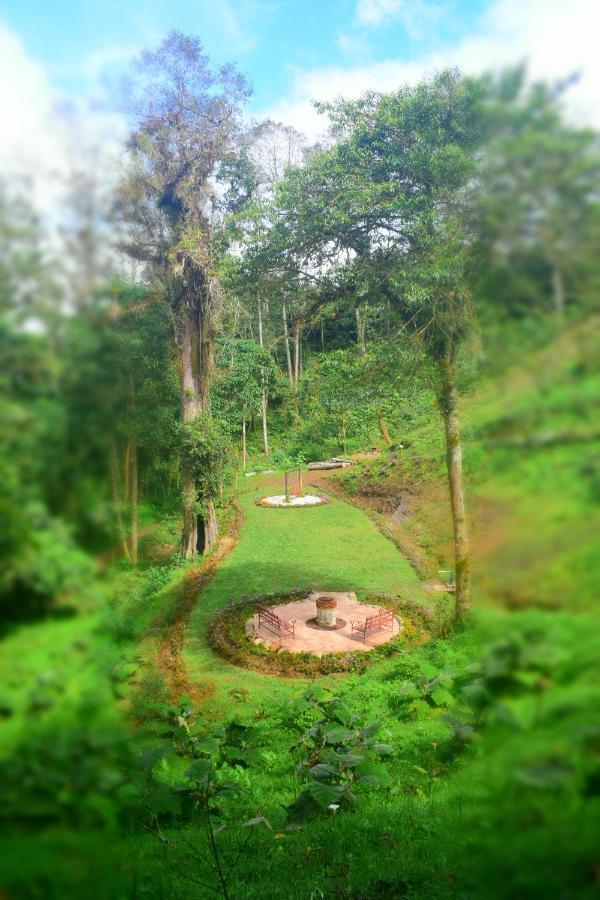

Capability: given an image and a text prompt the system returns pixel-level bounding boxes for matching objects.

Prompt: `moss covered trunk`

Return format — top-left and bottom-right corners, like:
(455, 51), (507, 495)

(439, 356), (470, 621)
(179, 270), (218, 559)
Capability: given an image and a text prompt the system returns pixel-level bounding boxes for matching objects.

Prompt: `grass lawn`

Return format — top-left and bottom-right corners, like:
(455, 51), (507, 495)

(184, 473), (422, 718)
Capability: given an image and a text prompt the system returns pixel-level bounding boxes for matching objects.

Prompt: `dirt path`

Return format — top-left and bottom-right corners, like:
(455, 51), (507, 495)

(156, 505), (243, 703)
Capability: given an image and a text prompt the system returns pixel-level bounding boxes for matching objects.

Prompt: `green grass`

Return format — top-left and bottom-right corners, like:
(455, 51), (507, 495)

(183, 476), (421, 717)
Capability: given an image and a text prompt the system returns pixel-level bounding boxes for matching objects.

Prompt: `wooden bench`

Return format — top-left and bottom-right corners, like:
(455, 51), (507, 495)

(351, 608), (395, 641)
(257, 605), (296, 638)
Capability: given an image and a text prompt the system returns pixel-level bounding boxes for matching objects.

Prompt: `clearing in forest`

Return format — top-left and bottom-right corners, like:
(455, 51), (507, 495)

(181, 474), (421, 713)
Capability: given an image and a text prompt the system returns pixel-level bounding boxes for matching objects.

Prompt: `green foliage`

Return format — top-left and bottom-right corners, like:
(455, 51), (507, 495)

(287, 687), (393, 824)
(180, 411), (232, 511)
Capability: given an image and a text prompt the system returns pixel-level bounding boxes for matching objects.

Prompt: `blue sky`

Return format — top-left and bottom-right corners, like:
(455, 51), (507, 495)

(0, 0), (596, 211)
(2, 0), (492, 113)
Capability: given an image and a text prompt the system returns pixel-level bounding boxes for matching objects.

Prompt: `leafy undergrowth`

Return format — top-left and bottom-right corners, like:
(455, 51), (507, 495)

(1, 317), (598, 898)
(114, 609), (600, 898)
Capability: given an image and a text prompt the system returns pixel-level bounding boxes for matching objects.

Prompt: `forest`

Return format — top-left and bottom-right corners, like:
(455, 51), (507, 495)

(1, 27), (599, 900)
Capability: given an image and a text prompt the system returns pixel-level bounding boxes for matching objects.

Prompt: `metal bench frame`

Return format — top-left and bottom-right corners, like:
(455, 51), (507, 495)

(350, 607), (395, 641)
(257, 604), (296, 638)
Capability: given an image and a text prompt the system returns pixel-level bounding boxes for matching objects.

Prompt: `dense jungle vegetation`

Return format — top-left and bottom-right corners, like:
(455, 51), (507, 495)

(0, 31), (598, 899)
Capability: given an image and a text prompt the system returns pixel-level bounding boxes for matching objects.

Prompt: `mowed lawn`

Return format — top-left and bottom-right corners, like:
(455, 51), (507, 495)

(184, 474), (421, 712)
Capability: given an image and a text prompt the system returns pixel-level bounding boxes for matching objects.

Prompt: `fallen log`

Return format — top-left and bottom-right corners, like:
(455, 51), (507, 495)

(307, 458), (355, 470)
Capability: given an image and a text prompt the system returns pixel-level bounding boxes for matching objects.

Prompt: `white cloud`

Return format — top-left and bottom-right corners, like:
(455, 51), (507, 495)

(0, 23), (67, 212)
(0, 22), (124, 228)
(355, 0), (444, 37)
(356, 0), (405, 26)
(85, 42), (141, 83)
(221, 0), (258, 51)
(262, 0), (600, 140)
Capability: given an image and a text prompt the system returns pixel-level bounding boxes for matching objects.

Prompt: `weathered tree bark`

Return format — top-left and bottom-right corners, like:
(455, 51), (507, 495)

(257, 298), (269, 455)
(293, 323), (301, 387)
(282, 303), (294, 388)
(128, 373), (138, 566)
(241, 417), (247, 470)
(130, 438), (138, 566)
(108, 439), (131, 563)
(438, 355), (470, 621)
(355, 305), (367, 354)
(377, 408), (392, 445)
(179, 271), (218, 558)
(123, 440), (130, 511)
(551, 264), (565, 321)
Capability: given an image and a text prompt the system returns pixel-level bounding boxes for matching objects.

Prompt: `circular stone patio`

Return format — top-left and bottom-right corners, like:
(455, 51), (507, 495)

(245, 591), (402, 654)
(259, 494), (328, 508)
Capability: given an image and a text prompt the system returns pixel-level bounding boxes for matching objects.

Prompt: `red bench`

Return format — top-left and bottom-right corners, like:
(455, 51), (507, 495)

(351, 608), (395, 640)
(257, 605), (296, 638)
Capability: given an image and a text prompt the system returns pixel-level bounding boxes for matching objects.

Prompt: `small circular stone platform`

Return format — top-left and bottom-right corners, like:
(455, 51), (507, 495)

(245, 591), (402, 654)
(259, 494), (328, 508)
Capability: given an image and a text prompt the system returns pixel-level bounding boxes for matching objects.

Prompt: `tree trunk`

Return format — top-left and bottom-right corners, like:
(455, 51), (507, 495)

(108, 439), (130, 562)
(179, 275), (218, 558)
(377, 408), (392, 445)
(261, 393), (269, 455)
(438, 356), (470, 622)
(181, 468), (198, 559)
(282, 303), (294, 388)
(341, 413), (348, 456)
(355, 306), (367, 354)
(293, 323), (301, 387)
(242, 417), (247, 470)
(551, 265), (565, 321)
(258, 298), (269, 455)
(123, 440), (130, 510)
(128, 372), (138, 566)
(130, 439), (138, 566)
(203, 500), (218, 552)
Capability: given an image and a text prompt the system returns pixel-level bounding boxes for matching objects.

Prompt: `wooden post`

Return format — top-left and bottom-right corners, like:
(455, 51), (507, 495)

(297, 468), (302, 497)
(285, 471), (290, 502)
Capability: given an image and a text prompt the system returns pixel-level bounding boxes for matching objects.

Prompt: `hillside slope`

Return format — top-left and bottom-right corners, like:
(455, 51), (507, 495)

(338, 314), (600, 612)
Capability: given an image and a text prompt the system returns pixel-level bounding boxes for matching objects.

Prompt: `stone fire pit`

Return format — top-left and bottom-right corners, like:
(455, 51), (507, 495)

(315, 595), (337, 628)
(245, 590), (402, 654)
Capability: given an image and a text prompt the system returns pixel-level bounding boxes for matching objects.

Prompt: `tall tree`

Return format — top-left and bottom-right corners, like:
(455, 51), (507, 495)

(248, 71), (486, 619)
(118, 32), (251, 556)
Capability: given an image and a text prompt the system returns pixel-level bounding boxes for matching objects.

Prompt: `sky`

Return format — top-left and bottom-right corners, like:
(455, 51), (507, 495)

(1, 0), (598, 212)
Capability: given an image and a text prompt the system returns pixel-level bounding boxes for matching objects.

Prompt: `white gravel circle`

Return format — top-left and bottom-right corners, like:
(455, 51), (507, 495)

(260, 494), (327, 508)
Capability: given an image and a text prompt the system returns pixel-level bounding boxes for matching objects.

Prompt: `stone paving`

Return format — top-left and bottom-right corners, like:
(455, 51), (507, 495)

(245, 590), (402, 654)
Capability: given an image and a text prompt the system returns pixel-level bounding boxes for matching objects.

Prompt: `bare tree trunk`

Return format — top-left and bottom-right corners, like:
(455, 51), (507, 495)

(341, 412), (348, 456)
(355, 306), (367, 354)
(282, 303), (294, 388)
(551, 265), (565, 321)
(257, 298), (269, 455)
(242, 417), (247, 470)
(438, 356), (470, 621)
(128, 373), (138, 566)
(130, 439), (138, 566)
(293, 323), (301, 387)
(261, 394), (269, 455)
(376, 408), (392, 445)
(108, 439), (130, 562)
(123, 440), (130, 510)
